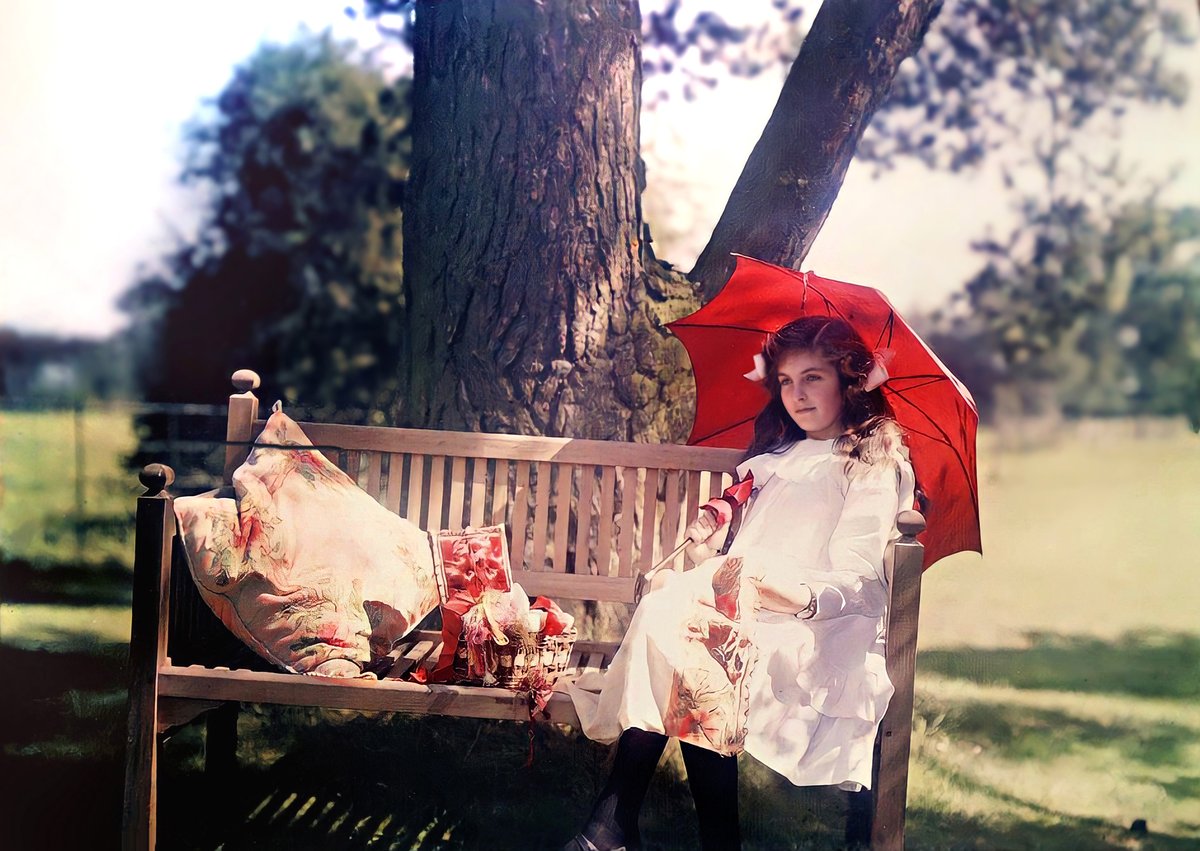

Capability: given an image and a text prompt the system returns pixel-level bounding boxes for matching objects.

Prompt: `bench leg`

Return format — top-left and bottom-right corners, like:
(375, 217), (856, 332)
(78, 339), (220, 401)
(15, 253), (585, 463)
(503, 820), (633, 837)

(205, 701), (240, 781)
(121, 686), (159, 851)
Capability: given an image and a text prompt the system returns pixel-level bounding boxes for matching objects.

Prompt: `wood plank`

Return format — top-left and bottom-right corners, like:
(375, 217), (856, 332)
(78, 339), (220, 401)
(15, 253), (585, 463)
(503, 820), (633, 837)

(683, 470), (703, 566)
(595, 466), (616, 577)
(469, 458), (487, 527)
(158, 666), (566, 724)
(573, 464), (595, 575)
(706, 470), (722, 501)
(448, 456), (467, 529)
(384, 639), (438, 679)
(514, 572), (635, 603)
(570, 639), (622, 657)
(405, 455), (425, 526)
(580, 651), (606, 677)
(427, 456), (446, 531)
(871, 534), (925, 851)
(617, 467), (638, 577)
(662, 469), (681, 554)
(639, 468), (659, 571)
(685, 470), (702, 530)
(551, 465), (573, 573)
(384, 453), (404, 514)
(365, 453), (384, 503)
(509, 461), (531, 570)
(289, 421), (743, 471)
(345, 450), (362, 484)
(490, 459), (510, 526)
(530, 462), (552, 571)
(157, 697), (224, 731)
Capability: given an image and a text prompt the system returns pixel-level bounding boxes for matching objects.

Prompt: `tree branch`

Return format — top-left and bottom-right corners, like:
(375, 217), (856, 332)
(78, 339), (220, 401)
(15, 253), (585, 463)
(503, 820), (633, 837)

(690, 0), (943, 302)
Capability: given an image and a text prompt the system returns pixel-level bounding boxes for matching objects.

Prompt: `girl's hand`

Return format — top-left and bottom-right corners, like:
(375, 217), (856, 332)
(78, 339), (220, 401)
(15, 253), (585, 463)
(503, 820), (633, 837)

(683, 510), (721, 563)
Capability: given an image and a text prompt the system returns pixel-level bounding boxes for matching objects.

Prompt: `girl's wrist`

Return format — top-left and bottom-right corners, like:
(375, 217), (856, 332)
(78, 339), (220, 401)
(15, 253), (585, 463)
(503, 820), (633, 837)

(794, 585), (817, 620)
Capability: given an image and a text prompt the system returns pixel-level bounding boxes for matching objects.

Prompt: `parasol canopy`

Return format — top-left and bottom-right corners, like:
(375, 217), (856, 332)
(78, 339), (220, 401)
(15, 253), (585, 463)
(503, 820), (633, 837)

(667, 254), (980, 568)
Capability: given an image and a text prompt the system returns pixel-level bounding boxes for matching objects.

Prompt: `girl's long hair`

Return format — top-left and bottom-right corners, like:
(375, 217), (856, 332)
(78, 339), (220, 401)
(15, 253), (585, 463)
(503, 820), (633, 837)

(744, 317), (899, 464)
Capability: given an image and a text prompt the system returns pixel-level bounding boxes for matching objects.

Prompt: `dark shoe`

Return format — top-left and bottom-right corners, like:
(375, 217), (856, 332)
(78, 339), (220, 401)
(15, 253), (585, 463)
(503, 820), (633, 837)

(560, 834), (626, 851)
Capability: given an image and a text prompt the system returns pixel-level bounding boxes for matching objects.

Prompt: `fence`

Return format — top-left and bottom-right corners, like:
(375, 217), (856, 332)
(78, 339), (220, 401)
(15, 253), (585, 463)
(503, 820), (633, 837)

(0, 401), (230, 568)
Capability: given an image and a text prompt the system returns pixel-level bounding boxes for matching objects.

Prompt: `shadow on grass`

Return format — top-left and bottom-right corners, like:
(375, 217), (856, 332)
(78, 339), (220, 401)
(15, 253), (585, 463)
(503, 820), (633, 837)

(0, 556), (132, 606)
(939, 701), (1192, 769)
(0, 641), (129, 851)
(153, 710), (862, 850)
(906, 797), (1200, 851)
(157, 710), (709, 851)
(919, 630), (1200, 700)
(154, 712), (1200, 851)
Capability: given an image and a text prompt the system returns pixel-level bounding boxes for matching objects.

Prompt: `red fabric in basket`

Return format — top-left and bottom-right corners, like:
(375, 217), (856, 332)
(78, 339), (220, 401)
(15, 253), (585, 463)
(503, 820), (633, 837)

(428, 526), (512, 682)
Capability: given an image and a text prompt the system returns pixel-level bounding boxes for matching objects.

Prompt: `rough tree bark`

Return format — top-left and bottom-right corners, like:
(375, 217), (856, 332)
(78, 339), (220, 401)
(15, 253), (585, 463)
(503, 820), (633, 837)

(401, 0), (694, 441)
(690, 0), (944, 300)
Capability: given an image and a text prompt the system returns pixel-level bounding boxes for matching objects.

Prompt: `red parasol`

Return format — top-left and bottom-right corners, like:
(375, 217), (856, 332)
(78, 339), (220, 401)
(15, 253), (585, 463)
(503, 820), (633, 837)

(667, 254), (980, 568)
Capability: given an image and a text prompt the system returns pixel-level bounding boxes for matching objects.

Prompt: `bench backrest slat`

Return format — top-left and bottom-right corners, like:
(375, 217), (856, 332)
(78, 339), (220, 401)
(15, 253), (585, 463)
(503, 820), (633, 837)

(596, 466), (617, 576)
(489, 459), (510, 527)
(617, 467), (639, 578)
(292, 421), (744, 470)
(639, 469), (659, 575)
(237, 417), (743, 603)
(551, 465), (573, 574)
(572, 464), (595, 574)
(470, 461), (487, 527)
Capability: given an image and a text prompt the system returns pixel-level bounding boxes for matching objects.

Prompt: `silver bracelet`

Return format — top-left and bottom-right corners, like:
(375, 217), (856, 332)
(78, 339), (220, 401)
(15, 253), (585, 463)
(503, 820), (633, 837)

(795, 587), (817, 620)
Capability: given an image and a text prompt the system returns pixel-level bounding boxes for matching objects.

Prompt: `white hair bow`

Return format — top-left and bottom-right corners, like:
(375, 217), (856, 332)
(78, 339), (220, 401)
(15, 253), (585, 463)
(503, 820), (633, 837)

(742, 353), (768, 384)
(864, 349), (893, 392)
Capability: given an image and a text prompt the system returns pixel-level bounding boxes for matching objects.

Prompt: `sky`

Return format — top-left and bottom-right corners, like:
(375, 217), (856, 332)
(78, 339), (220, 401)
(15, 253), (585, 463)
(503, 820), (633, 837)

(1, 0), (1198, 339)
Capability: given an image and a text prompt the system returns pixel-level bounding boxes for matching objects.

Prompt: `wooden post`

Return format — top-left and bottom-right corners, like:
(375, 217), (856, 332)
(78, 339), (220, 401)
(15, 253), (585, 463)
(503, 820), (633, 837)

(224, 369), (260, 484)
(122, 464), (176, 851)
(870, 510), (926, 851)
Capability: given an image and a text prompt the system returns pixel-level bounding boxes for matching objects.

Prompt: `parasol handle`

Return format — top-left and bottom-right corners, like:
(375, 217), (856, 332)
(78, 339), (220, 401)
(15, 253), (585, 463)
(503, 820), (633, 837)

(633, 538), (692, 605)
(634, 496), (745, 604)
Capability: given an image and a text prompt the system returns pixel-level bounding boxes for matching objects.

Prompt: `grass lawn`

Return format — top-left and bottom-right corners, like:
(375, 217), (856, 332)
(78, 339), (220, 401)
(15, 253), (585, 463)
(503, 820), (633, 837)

(0, 407), (140, 566)
(2, 411), (1198, 849)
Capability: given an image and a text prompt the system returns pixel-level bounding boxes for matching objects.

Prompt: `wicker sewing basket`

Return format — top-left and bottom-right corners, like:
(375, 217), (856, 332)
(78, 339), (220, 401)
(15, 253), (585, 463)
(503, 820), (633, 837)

(454, 628), (577, 689)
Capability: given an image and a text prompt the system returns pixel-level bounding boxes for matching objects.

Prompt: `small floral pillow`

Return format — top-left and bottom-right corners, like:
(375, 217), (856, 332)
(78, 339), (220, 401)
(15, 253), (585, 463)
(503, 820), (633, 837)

(174, 410), (439, 677)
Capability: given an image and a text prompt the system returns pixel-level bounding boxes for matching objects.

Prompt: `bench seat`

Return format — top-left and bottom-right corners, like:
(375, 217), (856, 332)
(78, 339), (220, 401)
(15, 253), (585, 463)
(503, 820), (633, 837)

(155, 631), (618, 726)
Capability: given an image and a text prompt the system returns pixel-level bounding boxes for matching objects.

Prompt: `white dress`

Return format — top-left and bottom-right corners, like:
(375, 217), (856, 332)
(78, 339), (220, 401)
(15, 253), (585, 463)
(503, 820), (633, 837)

(565, 437), (915, 789)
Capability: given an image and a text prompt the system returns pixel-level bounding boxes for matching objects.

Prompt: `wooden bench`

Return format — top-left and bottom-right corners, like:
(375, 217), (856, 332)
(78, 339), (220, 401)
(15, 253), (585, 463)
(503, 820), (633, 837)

(122, 370), (926, 851)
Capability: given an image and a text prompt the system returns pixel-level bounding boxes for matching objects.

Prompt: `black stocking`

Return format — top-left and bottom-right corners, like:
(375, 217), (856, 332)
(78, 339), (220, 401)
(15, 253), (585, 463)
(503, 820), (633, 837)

(578, 728), (668, 850)
(679, 742), (741, 851)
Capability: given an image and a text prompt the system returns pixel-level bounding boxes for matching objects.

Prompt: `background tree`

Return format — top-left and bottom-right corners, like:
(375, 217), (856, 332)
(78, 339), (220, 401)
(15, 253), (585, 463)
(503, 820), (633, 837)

(905, 1), (1195, 421)
(124, 32), (409, 422)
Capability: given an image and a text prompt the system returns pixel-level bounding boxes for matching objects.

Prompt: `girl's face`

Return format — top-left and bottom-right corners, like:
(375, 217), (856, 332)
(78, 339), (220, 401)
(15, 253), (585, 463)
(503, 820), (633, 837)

(774, 350), (846, 440)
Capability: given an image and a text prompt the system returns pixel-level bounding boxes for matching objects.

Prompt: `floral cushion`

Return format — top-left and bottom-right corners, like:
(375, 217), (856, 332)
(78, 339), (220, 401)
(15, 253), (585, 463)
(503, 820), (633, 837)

(174, 410), (438, 677)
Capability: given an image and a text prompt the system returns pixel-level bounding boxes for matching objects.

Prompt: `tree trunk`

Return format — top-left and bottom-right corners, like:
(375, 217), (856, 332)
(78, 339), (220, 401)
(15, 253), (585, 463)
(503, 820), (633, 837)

(690, 0), (944, 300)
(402, 0), (694, 441)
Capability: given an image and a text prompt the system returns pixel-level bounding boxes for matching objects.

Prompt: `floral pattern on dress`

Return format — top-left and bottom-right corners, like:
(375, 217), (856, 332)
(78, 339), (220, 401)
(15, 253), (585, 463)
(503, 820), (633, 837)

(663, 556), (757, 755)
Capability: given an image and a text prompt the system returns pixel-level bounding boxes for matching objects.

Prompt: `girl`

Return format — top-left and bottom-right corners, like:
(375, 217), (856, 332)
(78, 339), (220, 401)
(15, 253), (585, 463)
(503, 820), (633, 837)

(563, 317), (916, 851)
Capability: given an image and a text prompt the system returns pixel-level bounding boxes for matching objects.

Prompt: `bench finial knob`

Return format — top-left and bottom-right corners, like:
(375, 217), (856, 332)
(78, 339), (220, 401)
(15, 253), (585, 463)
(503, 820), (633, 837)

(139, 463), (175, 495)
(897, 509), (926, 539)
(231, 369), (261, 393)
